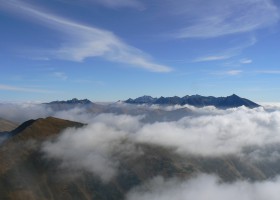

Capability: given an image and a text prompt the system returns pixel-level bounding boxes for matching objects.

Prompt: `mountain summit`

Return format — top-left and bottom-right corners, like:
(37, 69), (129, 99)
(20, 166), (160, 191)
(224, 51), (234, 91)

(44, 98), (94, 110)
(125, 94), (260, 108)
(46, 98), (93, 105)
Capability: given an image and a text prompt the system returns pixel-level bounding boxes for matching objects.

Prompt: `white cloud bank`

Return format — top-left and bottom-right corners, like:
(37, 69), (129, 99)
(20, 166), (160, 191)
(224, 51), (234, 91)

(3, 102), (280, 181)
(134, 106), (280, 156)
(0, 103), (53, 123)
(38, 104), (280, 181)
(126, 174), (280, 200)
(0, 0), (171, 72)
(42, 114), (143, 182)
(2, 102), (280, 196)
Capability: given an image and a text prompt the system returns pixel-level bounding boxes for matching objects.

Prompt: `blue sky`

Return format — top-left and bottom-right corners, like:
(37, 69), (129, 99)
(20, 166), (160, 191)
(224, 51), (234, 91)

(1, 0), (280, 102)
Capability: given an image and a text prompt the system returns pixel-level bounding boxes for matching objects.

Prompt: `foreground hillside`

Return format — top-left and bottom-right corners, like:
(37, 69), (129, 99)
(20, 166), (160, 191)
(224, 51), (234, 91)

(0, 116), (279, 200)
(0, 119), (18, 132)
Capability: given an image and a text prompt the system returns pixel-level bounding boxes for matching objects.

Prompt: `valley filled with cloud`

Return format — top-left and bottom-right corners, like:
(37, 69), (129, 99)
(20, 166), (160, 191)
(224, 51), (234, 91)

(1, 102), (280, 199)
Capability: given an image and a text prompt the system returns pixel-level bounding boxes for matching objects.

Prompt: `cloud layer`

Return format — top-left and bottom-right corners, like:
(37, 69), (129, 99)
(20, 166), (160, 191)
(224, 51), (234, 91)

(3, 100), (280, 200)
(42, 114), (143, 182)
(28, 103), (280, 182)
(126, 174), (280, 200)
(132, 106), (280, 156)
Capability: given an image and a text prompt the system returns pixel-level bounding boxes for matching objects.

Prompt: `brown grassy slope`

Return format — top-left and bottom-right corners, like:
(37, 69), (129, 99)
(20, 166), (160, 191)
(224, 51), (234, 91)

(0, 119), (18, 132)
(9, 117), (83, 141)
(0, 117), (84, 200)
(0, 117), (83, 174)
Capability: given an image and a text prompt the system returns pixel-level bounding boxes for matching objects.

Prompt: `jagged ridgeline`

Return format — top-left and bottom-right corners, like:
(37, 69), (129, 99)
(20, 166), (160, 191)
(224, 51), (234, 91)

(42, 94), (260, 109)
(125, 94), (260, 108)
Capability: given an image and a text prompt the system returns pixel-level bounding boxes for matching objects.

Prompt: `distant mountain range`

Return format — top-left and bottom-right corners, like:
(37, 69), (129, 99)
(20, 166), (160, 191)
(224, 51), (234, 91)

(44, 98), (94, 110)
(125, 94), (260, 108)
(46, 98), (93, 105)
(43, 94), (260, 109)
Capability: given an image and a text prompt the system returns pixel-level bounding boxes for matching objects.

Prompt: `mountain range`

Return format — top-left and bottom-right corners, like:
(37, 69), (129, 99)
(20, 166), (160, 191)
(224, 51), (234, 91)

(43, 94), (260, 110)
(44, 98), (94, 110)
(47, 98), (93, 105)
(125, 94), (260, 108)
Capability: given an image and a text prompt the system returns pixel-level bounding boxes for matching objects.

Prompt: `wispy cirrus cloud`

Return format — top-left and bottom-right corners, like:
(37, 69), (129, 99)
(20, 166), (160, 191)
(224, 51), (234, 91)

(193, 37), (257, 63)
(0, 84), (54, 93)
(212, 70), (243, 76)
(225, 70), (243, 76)
(240, 58), (252, 64)
(193, 55), (233, 62)
(86, 0), (144, 9)
(223, 58), (253, 68)
(171, 0), (279, 38)
(0, 1), (171, 73)
(53, 72), (68, 81)
(256, 70), (280, 74)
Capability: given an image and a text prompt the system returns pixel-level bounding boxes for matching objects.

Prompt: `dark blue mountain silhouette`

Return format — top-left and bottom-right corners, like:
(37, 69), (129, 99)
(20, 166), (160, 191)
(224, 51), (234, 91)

(125, 94), (260, 108)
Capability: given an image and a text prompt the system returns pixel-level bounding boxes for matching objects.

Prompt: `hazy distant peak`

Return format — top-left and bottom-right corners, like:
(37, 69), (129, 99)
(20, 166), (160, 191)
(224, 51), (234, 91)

(47, 98), (93, 105)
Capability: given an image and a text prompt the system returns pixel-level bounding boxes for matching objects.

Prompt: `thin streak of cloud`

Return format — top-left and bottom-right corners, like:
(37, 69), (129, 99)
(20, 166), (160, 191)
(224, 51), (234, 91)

(29, 56), (50, 61)
(0, 84), (54, 93)
(53, 72), (68, 81)
(194, 37), (257, 63)
(193, 55), (233, 62)
(212, 70), (243, 76)
(225, 70), (243, 76)
(86, 0), (144, 9)
(1, 1), (171, 73)
(256, 70), (280, 74)
(172, 0), (279, 38)
(240, 58), (252, 64)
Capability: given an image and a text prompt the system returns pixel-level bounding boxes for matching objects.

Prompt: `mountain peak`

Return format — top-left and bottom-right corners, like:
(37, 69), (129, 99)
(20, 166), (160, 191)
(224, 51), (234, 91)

(230, 94), (239, 98)
(5, 117), (83, 143)
(47, 98), (93, 105)
(125, 95), (157, 104)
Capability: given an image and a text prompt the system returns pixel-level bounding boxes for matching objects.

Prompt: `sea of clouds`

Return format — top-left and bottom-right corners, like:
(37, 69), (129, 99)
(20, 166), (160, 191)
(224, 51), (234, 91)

(2, 102), (280, 198)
